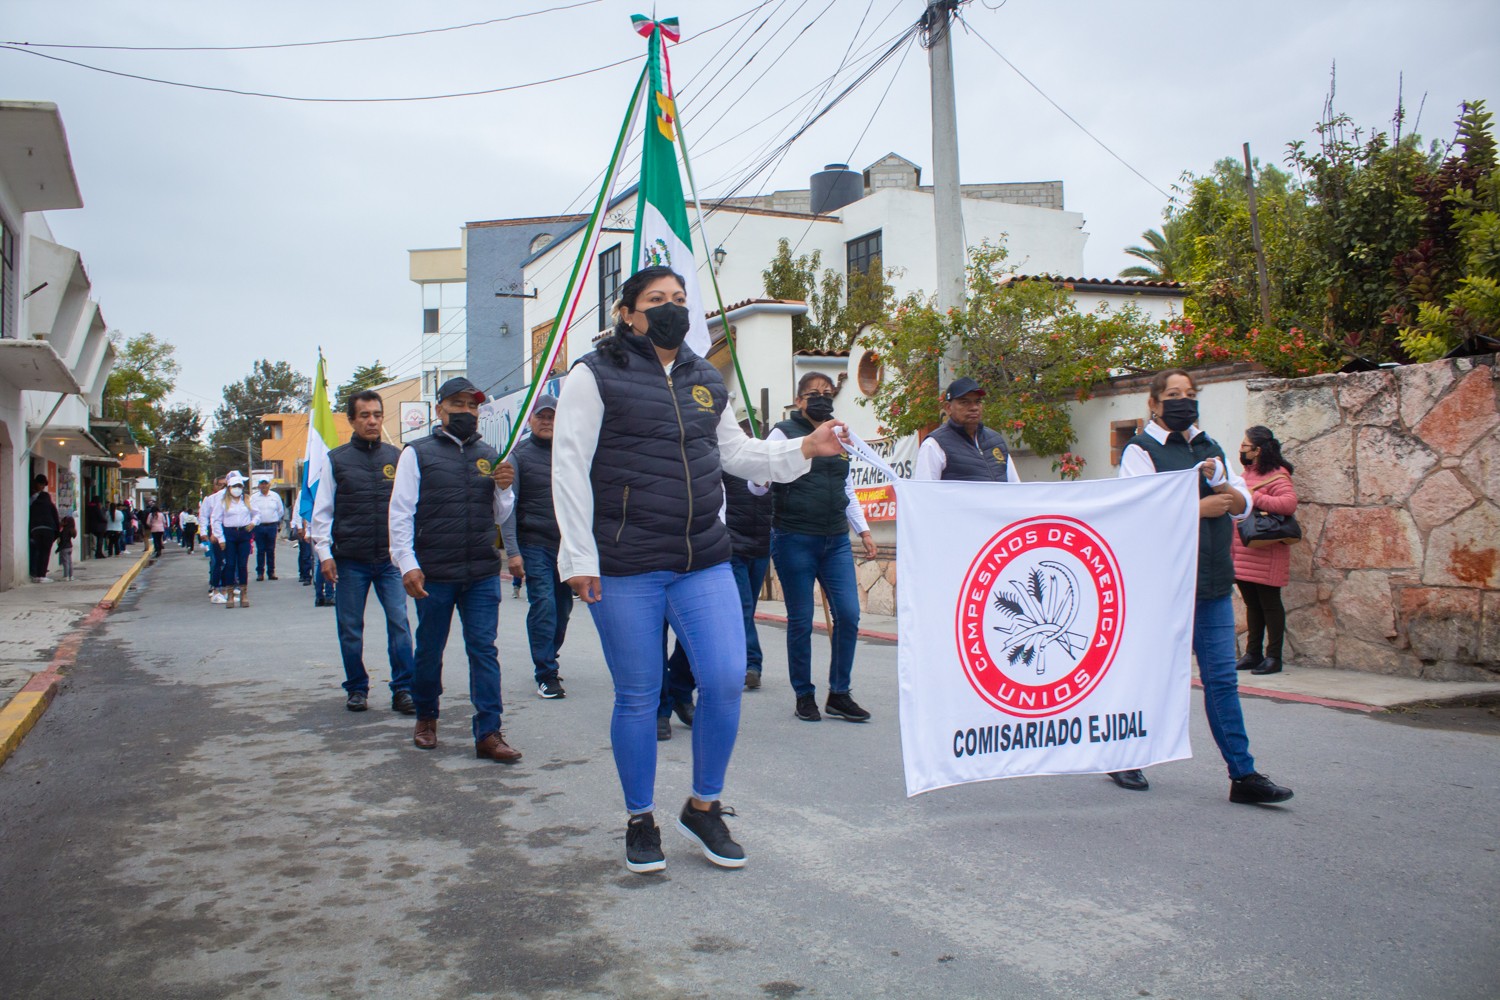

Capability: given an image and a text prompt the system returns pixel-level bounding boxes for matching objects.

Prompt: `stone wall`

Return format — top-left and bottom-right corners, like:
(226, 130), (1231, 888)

(762, 548), (897, 618)
(1246, 356), (1499, 680)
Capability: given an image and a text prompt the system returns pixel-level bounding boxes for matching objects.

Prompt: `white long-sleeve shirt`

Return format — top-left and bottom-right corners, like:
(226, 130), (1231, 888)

(745, 424), (871, 535)
(913, 431), (1024, 482)
(1118, 420), (1252, 519)
(212, 495), (257, 542)
(248, 489), (285, 526)
(552, 363), (812, 581)
(310, 474), (337, 563)
(387, 432), (515, 577)
(199, 493), (223, 542)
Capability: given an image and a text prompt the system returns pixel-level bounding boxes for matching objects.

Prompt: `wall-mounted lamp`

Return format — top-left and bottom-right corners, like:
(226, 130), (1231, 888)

(500, 322), (510, 337)
(712, 246), (728, 270)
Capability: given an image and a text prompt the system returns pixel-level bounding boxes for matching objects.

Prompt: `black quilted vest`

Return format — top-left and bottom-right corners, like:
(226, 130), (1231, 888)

(577, 333), (731, 576)
(329, 435), (401, 563)
(723, 471), (772, 560)
(409, 428), (501, 583)
(771, 413), (850, 536)
(510, 435), (561, 550)
(929, 419), (1010, 482)
(1128, 429), (1233, 600)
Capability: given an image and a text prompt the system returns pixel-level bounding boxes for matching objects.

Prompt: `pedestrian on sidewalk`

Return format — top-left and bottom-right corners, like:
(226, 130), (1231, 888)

(86, 496), (107, 560)
(389, 377), (520, 763)
(147, 505), (168, 558)
(1110, 369), (1293, 805)
(311, 389), (416, 715)
(724, 447), (773, 691)
(249, 476), (285, 581)
(755, 372), (876, 725)
(179, 508), (198, 550)
(499, 395), (573, 701)
(200, 478), (227, 602)
(106, 503), (124, 556)
(29, 474), (60, 583)
(1233, 426), (1298, 677)
(57, 515), (76, 580)
(552, 266), (850, 874)
(212, 472), (257, 608)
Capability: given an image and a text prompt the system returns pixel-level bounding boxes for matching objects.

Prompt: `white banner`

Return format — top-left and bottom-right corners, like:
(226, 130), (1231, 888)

(894, 471), (1200, 796)
(478, 374), (567, 452)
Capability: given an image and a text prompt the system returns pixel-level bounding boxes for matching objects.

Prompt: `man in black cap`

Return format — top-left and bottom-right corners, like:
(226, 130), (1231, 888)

(912, 377), (1022, 484)
(388, 377), (522, 763)
(500, 394), (573, 700)
(311, 388), (416, 715)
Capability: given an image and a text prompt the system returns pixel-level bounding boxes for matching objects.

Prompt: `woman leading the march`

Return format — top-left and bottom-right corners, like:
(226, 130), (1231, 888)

(1232, 426), (1298, 676)
(1112, 369), (1293, 805)
(212, 471), (258, 609)
(553, 265), (849, 874)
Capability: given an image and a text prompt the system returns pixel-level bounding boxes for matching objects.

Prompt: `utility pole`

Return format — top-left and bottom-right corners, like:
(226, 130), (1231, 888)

(1242, 142), (1274, 325)
(926, 0), (966, 389)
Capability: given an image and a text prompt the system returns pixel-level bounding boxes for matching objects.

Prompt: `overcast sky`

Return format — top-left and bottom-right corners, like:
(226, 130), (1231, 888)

(4, 0), (1497, 417)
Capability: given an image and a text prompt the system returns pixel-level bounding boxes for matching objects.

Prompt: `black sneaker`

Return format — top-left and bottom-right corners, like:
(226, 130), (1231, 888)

(625, 813), (666, 874)
(391, 690), (416, 715)
(538, 677), (566, 699)
(825, 691), (870, 722)
(1230, 772), (1294, 805)
(794, 694), (821, 722)
(345, 691), (368, 712)
(676, 800), (746, 869)
(657, 717), (671, 741)
(672, 698), (694, 728)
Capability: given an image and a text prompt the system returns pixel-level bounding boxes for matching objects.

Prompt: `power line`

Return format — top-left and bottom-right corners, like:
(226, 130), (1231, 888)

(956, 13), (1173, 202)
(3, 1), (607, 52)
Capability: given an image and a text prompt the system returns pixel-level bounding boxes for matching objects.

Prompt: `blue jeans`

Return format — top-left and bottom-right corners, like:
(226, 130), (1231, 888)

(253, 523), (279, 575)
(770, 531), (861, 698)
(335, 558), (416, 696)
(520, 544), (572, 683)
(411, 575), (504, 741)
(1195, 594), (1256, 779)
(222, 526), (253, 586)
(209, 539), (225, 587)
(659, 635), (697, 719)
(730, 554), (769, 672)
(297, 539), (314, 582)
(315, 569), (336, 604)
(589, 564), (744, 814)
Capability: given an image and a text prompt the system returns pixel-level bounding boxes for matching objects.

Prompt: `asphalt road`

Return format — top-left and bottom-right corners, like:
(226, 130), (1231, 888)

(0, 545), (1496, 999)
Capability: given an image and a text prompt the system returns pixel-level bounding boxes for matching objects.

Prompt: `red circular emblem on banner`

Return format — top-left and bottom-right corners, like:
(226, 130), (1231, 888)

(954, 515), (1125, 717)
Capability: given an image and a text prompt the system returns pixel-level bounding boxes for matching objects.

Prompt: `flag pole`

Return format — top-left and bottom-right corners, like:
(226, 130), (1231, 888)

(498, 63), (649, 459)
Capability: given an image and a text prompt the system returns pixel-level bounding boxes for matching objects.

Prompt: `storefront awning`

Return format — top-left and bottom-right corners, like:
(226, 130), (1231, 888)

(0, 339), (82, 393)
(89, 419), (141, 458)
(29, 424), (112, 460)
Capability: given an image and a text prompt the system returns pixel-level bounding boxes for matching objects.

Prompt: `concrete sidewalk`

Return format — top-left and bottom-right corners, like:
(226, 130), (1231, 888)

(754, 597), (1500, 712)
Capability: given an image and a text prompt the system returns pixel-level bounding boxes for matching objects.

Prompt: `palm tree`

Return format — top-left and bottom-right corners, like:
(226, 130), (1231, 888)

(1120, 223), (1183, 280)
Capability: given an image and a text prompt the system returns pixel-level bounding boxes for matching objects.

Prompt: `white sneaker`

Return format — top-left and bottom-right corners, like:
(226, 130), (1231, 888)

(211, 593), (228, 604)
(33, 576), (53, 584)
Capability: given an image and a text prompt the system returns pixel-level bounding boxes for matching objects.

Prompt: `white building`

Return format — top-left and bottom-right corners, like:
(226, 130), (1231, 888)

(0, 102), (121, 590)
(408, 239), (467, 404)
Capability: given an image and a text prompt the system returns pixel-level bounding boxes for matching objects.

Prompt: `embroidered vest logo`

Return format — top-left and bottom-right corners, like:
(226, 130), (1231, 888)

(382, 464), (396, 480)
(691, 385), (713, 411)
(476, 458), (493, 476)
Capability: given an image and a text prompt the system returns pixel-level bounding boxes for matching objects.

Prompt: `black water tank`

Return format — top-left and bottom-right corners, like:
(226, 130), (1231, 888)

(809, 163), (864, 214)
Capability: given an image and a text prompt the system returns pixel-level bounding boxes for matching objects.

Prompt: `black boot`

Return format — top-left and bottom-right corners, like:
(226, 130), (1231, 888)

(1251, 657), (1282, 675)
(1235, 652), (1259, 671)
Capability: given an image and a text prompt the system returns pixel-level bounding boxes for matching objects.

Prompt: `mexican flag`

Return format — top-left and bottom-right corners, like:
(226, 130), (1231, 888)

(298, 355), (342, 522)
(631, 16), (710, 358)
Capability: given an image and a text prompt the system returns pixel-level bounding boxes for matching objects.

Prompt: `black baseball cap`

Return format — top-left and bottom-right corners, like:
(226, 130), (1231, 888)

(944, 377), (985, 401)
(436, 376), (486, 404)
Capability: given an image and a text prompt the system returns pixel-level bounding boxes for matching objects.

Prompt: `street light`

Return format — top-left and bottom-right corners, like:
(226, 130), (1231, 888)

(713, 246), (727, 271)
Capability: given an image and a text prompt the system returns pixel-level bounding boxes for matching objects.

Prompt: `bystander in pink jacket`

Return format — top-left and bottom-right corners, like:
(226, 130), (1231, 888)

(1231, 468), (1298, 587)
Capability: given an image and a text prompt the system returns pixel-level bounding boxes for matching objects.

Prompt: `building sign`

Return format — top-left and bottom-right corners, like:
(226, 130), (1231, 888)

(399, 401), (430, 444)
(850, 435), (917, 522)
(479, 375), (567, 453)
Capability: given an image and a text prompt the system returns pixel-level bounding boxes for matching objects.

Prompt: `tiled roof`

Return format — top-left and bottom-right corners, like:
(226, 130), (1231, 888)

(706, 297), (806, 318)
(793, 349), (850, 358)
(1005, 274), (1186, 290)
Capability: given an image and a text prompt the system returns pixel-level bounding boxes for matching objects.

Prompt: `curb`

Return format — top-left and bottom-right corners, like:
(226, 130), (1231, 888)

(0, 548), (151, 769)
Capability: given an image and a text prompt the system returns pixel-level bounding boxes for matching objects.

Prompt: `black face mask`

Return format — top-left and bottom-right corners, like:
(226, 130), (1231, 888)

(445, 412), (478, 440)
(1239, 451), (1254, 467)
(804, 395), (835, 422)
(642, 302), (691, 351)
(1158, 397), (1198, 432)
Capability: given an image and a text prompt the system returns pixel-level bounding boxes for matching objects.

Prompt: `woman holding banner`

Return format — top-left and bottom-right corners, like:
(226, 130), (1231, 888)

(1113, 369), (1293, 805)
(552, 265), (849, 875)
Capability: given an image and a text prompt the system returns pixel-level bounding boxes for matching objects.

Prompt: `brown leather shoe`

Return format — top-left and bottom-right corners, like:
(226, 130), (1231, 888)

(413, 718), (437, 750)
(475, 731), (522, 763)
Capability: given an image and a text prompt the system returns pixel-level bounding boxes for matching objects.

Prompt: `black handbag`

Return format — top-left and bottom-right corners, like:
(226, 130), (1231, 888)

(1238, 472), (1301, 548)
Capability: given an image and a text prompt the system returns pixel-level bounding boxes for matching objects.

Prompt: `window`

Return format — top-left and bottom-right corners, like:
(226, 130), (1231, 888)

(846, 229), (882, 279)
(530, 232), (555, 254)
(423, 308), (439, 334)
(1110, 419), (1144, 466)
(268, 461), (284, 481)
(598, 245), (621, 331)
(0, 217), (14, 340)
(531, 321), (564, 379)
(857, 350), (883, 396)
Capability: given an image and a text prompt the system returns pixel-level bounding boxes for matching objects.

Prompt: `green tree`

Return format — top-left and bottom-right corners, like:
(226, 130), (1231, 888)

(103, 332), (179, 445)
(334, 361), (391, 411)
(860, 241), (1170, 458)
(760, 238), (894, 352)
(151, 405), (214, 510)
(211, 360), (309, 468)
(1119, 221), (1185, 280)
